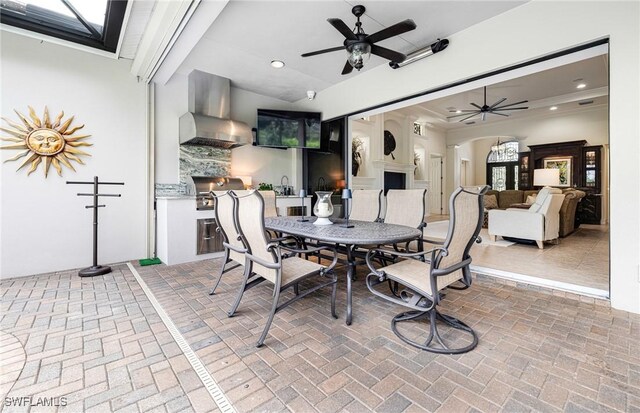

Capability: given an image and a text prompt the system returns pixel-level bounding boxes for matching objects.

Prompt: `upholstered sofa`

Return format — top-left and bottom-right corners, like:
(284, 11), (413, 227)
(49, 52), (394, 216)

(484, 188), (585, 237)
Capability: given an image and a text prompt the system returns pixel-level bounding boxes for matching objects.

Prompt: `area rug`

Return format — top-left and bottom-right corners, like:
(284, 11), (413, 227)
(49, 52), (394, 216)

(424, 220), (516, 247)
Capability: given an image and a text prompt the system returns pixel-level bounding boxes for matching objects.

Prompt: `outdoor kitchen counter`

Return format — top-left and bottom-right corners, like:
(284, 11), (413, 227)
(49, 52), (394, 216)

(156, 197), (223, 266)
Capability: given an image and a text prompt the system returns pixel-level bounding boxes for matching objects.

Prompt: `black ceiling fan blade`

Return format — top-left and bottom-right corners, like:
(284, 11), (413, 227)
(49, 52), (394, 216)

(494, 106), (529, 111)
(341, 60), (354, 75)
(470, 103), (483, 110)
(489, 98), (507, 110)
(366, 19), (416, 44)
(495, 100), (529, 108)
(447, 111), (480, 119)
(370, 45), (406, 62)
(489, 112), (510, 117)
(328, 18), (358, 40)
(301, 46), (345, 57)
(458, 113), (480, 122)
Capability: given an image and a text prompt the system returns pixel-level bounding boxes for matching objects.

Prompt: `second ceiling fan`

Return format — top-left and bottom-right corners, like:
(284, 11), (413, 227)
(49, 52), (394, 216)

(448, 86), (529, 122)
(301, 5), (416, 75)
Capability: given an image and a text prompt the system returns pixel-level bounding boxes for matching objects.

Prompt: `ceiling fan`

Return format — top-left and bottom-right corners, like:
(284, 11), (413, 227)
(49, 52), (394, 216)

(301, 5), (416, 75)
(447, 86), (529, 122)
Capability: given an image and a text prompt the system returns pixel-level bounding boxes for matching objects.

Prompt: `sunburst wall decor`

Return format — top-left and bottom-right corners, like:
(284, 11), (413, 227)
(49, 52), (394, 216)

(1, 106), (92, 177)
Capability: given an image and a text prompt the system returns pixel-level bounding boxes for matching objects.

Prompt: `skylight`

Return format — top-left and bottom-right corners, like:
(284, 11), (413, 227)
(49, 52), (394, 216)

(1, 0), (127, 53)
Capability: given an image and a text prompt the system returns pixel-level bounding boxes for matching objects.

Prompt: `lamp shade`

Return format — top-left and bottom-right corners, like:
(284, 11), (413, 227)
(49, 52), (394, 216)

(533, 168), (560, 186)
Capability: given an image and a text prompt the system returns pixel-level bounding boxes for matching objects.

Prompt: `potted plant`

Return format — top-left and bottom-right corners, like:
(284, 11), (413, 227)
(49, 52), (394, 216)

(352, 137), (363, 176)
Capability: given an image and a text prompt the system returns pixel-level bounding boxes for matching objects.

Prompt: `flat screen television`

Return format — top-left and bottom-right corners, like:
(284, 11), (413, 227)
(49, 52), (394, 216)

(256, 109), (321, 148)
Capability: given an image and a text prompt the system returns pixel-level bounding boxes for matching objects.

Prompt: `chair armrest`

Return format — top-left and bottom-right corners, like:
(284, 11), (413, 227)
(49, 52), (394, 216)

(364, 246), (447, 277)
(223, 242), (246, 254)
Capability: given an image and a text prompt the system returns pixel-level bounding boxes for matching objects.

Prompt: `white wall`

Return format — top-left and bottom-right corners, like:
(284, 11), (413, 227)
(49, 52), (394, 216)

(296, 1), (640, 314)
(153, 76), (298, 188)
(0, 32), (147, 278)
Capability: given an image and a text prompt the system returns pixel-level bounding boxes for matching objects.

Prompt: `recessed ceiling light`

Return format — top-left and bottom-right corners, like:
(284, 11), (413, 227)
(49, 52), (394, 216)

(576, 83), (586, 89)
(549, 106), (558, 111)
(270, 60), (285, 69)
(456, 110), (461, 114)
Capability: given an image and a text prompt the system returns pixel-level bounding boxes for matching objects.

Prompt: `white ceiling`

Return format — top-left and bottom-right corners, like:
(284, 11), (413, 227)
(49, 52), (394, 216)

(390, 54), (609, 130)
(176, 0), (528, 102)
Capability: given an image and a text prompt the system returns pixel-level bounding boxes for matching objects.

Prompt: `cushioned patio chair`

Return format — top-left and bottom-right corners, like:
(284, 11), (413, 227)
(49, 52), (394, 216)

(230, 190), (339, 347)
(365, 185), (489, 354)
(208, 190), (251, 295)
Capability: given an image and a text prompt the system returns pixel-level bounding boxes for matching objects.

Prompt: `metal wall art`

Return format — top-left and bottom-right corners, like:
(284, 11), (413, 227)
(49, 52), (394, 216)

(1, 106), (92, 177)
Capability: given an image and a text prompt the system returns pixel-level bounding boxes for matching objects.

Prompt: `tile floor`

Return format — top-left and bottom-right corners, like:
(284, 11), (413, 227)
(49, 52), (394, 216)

(1, 258), (638, 412)
(426, 215), (610, 292)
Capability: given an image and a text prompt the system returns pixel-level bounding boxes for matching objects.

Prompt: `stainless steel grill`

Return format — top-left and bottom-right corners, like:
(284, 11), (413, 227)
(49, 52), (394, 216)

(192, 176), (245, 210)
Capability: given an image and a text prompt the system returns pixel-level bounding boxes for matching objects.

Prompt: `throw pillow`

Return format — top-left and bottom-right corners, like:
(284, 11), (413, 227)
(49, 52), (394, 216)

(526, 194), (537, 205)
(484, 194), (498, 209)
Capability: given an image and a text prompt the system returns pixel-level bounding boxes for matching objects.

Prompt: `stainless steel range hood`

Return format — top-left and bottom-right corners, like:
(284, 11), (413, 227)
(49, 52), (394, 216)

(179, 70), (253, 149)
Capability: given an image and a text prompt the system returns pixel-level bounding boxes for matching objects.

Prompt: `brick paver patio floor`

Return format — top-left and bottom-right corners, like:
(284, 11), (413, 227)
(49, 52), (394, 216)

(1, 259), (639, 412)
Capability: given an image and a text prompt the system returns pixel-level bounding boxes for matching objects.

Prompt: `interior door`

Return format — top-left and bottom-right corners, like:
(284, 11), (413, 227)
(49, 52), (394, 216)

(429, 156), (443, 214)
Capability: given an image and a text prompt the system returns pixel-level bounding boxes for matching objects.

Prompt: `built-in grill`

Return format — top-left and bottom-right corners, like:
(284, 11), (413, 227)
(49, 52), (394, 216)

(192, 176), (245, 210)
(192, 176), (245, 256)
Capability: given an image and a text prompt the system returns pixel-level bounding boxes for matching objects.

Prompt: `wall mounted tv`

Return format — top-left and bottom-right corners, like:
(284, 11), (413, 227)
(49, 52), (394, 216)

(256, 109), (321, 149)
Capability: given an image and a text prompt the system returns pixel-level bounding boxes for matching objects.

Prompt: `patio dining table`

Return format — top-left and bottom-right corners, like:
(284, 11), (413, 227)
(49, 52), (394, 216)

(265, 216), (422, 325)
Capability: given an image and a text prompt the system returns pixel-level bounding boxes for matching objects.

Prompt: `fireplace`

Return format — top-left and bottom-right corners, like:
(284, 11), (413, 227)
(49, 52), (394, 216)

(384, 172), (406, 195)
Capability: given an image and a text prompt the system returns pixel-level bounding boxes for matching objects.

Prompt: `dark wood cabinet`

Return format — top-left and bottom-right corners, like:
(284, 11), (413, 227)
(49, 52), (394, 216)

(518, 152), (532, 190)
(524, 140), (603, 225)
(577, 146), (603, 225)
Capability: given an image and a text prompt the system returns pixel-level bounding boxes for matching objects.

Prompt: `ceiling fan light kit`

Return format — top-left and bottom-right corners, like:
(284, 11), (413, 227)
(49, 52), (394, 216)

(301, 5), (416, 75)
(447, 86), (529, 123)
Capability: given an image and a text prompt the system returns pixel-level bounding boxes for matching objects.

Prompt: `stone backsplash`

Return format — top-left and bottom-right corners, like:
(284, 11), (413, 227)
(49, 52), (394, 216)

(155, 145), (231, 196)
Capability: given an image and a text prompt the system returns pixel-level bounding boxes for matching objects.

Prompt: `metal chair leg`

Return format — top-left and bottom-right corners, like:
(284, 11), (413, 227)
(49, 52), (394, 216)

(228, 262), (252, 317)
(330, 271), (337, 319)
(257, 282), (282, 347)
(209, 250), (230, 295)
(391, 308), (478, 354)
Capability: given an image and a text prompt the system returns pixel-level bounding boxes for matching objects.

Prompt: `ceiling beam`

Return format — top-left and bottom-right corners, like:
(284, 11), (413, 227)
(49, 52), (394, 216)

(152, 0), (229, 85)
(130, 0), (205, 83)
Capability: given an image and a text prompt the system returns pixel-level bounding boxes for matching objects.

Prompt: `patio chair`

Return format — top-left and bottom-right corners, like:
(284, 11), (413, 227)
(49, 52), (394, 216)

(382, 189), (427, 249)
(230, 190), (339, 347)
(259, 190), (279, 217)
(365, 185), (489, 354)
(348, 189), (383, 221)
(208, 190), (251, 295)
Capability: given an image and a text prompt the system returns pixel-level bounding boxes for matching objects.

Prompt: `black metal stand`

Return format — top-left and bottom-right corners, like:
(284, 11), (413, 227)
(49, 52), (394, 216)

(67, 176), (124, 277)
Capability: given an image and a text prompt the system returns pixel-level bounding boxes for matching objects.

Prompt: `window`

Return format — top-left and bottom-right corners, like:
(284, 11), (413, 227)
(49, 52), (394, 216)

(487, 141), (519, 163)
(1, 0), (127, 52)
(486, 141), (519, 190)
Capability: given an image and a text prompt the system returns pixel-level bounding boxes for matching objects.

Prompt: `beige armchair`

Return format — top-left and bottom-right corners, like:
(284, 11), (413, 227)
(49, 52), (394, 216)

(488, 187), (565, 248)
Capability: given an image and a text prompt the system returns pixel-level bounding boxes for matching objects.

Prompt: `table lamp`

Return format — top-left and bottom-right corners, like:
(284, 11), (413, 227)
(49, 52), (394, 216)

(341, 189), (354, 228)
(298, 189), (309, 222)
(533, 168), (560, 188)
